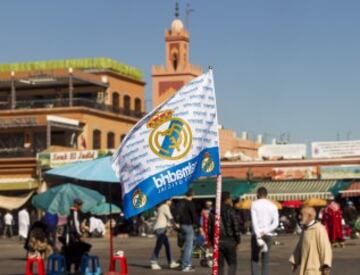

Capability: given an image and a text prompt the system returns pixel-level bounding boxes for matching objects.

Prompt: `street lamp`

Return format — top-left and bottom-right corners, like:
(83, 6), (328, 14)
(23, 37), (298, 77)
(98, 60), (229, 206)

(10, 71), (16, 109)
(68, 67), (73, 106)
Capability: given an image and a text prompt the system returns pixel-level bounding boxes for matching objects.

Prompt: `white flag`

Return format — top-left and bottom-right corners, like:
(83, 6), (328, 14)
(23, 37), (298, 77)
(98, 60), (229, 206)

(112, 70), (220, 218)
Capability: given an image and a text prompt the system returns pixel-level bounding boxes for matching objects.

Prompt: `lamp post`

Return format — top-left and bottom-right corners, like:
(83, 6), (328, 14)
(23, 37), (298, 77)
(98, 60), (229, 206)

(68, 67), (74, 107)
(10, 71), (16, 109)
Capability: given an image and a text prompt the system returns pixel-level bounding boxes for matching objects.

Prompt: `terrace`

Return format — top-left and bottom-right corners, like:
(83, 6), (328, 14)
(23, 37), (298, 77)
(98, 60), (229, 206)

(0, 66), (145, 118)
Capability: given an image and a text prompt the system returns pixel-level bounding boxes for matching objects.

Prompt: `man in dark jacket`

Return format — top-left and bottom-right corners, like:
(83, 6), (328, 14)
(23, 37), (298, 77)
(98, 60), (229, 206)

(209, 192), (241, 275)
(62, 198), (91, 273)
(177, 189), (203, 272)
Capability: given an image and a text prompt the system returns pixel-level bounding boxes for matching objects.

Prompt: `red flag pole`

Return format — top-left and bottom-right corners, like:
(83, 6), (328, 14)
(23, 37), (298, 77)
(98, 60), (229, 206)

(212, 174), (222, 275)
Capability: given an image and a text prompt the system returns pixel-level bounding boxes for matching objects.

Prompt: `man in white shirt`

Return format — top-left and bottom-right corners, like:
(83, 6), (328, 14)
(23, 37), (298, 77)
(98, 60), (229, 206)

(3, 212), (14, 238)
(89, 216), (105, 237)
(251, 187), (279, 275)
(18, 208), (30, 241)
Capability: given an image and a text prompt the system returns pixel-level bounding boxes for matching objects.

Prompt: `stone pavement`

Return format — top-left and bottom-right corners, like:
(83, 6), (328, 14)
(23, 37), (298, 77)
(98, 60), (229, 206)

(0, 235), (359, 274)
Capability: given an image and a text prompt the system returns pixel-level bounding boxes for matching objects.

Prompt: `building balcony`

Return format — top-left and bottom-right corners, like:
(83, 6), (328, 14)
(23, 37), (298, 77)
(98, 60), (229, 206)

(0, 97), (145, 119)
(0, 147), (36, 158)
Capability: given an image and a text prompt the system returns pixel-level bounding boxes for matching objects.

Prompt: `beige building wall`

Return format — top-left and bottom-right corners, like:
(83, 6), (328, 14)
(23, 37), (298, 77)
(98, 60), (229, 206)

(219, 128), (260, 159)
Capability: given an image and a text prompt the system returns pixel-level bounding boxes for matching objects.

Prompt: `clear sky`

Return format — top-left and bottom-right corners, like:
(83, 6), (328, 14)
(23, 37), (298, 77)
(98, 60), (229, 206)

(1, 0), (359, 144)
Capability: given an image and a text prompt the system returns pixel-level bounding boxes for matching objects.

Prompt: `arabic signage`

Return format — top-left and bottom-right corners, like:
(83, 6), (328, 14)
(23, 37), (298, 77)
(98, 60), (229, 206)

(259, 144), (306, 160)
(312, 140), (360, 159)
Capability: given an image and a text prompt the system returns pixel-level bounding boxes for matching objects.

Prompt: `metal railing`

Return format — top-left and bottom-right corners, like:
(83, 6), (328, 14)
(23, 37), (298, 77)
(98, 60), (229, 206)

(0, 148), (37, 158)
(0, 98), (145, 118)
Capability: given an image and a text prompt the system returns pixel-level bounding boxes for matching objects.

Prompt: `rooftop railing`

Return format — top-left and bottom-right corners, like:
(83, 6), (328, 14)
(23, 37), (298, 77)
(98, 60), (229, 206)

(0, 98), (145, 118)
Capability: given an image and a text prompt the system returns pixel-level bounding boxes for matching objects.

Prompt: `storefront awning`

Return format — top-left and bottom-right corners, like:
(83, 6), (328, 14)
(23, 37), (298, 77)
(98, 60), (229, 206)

(0, 178), (39, 191)
(189, 178), (255, 199)
(242, 180), (346, 201)
(340, 182), (360, 197)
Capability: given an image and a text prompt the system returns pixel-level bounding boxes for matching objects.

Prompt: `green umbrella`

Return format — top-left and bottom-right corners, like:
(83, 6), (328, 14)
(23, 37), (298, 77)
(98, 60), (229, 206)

(90, 202), (121, 216)
(32, 183), (105, 215)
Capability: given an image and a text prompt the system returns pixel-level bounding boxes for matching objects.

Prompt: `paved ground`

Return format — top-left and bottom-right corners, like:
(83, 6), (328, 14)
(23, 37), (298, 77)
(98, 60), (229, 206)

(0, 235), (359, 274)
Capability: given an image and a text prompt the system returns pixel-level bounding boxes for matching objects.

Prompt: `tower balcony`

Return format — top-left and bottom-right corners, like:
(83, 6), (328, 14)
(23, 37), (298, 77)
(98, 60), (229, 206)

(152, 63), (203, 76)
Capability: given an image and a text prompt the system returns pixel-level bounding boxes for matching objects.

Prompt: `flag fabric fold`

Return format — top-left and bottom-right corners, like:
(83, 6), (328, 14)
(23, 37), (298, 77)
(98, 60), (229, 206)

(112, 70), (220, 218)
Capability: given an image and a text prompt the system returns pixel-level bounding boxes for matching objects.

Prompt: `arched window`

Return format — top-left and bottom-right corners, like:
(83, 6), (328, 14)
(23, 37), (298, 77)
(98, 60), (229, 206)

(120, 134), (126, 143)
(112, 92), (120, 112)
(107, 132), (115, 149)
(172, 53), (178, 70)
(135, 98), (141, 114)
(93, 129), (101, 149)
(124, 95), (131, 115)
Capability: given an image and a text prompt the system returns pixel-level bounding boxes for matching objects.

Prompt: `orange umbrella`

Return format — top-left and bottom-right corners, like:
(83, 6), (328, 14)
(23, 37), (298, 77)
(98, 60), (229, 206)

(304, 198), (327, 207)
(270, 200), (283, 210)
(238, 199), (252, 209)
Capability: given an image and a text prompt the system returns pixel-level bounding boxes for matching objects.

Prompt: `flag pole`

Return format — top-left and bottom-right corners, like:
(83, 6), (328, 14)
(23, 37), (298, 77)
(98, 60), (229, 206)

(209, 64), (222, 275)
(212, 174), (222, 275)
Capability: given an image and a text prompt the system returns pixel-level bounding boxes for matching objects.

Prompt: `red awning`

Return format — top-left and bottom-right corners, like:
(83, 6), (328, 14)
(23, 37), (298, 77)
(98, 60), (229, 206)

(282, 200), (303, 208)
(341, 182), (360, 197)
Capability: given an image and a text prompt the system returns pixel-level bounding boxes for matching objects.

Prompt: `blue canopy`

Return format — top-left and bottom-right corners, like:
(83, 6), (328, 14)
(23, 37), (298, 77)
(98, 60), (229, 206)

(45, 156), (119, 183)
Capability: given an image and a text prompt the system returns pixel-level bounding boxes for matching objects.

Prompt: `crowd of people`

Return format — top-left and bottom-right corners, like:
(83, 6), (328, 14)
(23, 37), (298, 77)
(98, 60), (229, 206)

(0, 188), (359, 274)
(146, 187), (359, 274)
(0, 199), (109, 273)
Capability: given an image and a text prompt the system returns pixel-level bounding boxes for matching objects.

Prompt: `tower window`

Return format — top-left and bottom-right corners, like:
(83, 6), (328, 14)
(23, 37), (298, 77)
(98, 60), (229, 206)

(172, 53), (178, 70)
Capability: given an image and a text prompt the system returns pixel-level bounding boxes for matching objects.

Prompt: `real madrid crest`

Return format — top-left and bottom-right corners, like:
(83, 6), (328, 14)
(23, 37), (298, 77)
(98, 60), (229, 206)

(132, 189), (147, 209)
(147, 110), (192, 160)
(201, 152), (215, 173)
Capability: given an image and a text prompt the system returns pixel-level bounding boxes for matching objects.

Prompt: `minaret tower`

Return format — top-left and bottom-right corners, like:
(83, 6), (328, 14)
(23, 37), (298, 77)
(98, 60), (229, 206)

(152, 2), (202, 108)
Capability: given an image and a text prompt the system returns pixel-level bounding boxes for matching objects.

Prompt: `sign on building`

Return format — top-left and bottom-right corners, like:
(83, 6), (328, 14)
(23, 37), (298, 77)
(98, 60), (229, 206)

(38, 150), (104, 168)
(320, 165), (360, 179)
(312, 140), (360, 159)
(272, 167), (317, 180)
(259, 144), (307, 160)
